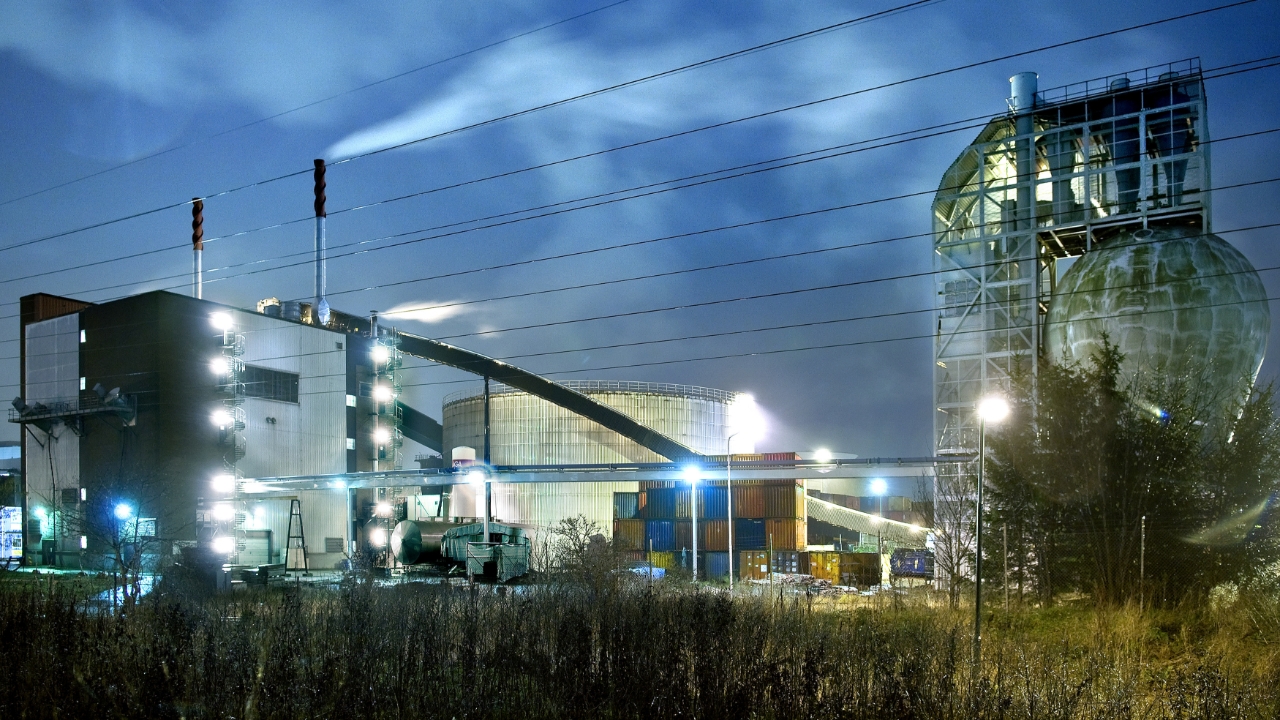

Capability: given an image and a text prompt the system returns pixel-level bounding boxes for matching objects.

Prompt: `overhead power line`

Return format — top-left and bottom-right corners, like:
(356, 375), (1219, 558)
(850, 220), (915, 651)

(0, 0), (640, 209)
(0, 0), (1254, 256)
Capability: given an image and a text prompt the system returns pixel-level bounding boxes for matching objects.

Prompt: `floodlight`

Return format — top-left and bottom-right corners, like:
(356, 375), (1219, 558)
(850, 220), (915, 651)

(369, 527), (388, 548)
(371, 345), (390, 364)
(375, 501), (392, 517)
(210, 312), (233, 331)
(209, 357), (231, 375)
(977, 396), (1010, 423)
(372, 385), (393, 402)
(727, 393), (766, 449)
(114, 503), (133, 520)
(212, 536), (235, 554)
(814, 448), (833, 463)
(33, 507), (47, 520)
(211, 474), (236, 494)
(211, 409), (233, 428)
(211, 503), (234, 522)
(870, 478), (888, 496)
(682, 465), (702, 485)
(466, 469), (486, 485)
(373, 427), (391, 444)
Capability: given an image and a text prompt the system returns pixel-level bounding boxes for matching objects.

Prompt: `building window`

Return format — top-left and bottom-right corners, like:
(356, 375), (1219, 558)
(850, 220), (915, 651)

(242, 365), (299, 404)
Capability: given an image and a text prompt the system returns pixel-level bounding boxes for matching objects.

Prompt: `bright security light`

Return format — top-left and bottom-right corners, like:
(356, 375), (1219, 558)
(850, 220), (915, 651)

(870, 478), (888, 496)
(978, 396), (1011, 423)
(114, 503), (133, 520)
(369, 527), (388, 548)
(372, 385), (393, 402)
(466, 469), (486, 486)
(373, 427), (391, 444)
(209, 357), (231, 375)
(212, 536), (235, 554)
(33, 507), (47, 520)
(210, 312), (233, 331)
(727, 393), (766, 450)
(375, 501), (392, 517)
(211, 474), (236, 494)
(682, 465), (702, 485)
(211, 409), (233, 428)
(371, 345), (390, 365)
(211, 503), (235, 522)
(814, 448), (833, 463)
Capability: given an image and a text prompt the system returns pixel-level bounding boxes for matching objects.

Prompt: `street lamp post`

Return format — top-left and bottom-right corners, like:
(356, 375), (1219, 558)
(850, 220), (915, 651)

(684, 466), (700, 582)
(870, 478), (887, 568)
(726, 431), (739, 592)
(974, 395), (1010, 667)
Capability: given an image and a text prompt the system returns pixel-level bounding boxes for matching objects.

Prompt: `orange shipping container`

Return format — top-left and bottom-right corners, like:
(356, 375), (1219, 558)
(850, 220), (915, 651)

(808, 551), (841, 584)
(763, 484), (806, 520)
(733, 486), (765, 518)
(739, 550), (770, 580)
(700, 520), (729, 551)
(612, 519), (645, 551)
(764, 518), (806, 551)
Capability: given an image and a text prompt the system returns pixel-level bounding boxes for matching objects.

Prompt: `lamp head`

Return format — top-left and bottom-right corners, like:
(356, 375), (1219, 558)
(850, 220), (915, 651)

(870, 478), (887, 496)
(114, 503), (133, 520)
(977, 396), (1010, 423)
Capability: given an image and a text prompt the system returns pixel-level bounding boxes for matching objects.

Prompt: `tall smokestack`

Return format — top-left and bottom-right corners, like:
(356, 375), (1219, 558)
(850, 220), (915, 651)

(313, 158), (331, 326)
(192, 198), (204, 299)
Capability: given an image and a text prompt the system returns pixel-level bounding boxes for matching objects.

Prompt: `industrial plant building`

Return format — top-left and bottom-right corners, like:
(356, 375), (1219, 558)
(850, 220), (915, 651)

(932, 58), (1268, 457)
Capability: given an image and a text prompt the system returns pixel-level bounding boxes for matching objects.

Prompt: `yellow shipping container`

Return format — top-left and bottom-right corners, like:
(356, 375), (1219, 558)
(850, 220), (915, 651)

(808, 551), (842, 584)
(647, 551), (675, 570)
(739, 550), (770, 580)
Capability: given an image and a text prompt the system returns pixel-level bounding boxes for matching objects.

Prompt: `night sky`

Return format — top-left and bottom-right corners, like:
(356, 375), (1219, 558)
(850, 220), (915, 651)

(1, 0), (1277, 458)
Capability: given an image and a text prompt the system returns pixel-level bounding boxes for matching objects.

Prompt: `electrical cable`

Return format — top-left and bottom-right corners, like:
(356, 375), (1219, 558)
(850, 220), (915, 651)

(0, 0), (1253, 256)
(0, 0), (640, 209)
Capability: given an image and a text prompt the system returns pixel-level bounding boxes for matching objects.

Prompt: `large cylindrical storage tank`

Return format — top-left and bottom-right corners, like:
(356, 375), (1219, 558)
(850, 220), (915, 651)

(442, 381), (735, 536)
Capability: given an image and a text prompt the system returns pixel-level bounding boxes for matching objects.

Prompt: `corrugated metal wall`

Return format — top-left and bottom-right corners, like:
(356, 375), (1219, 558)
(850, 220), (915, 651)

(444, 382), (733, 537)
(240, 489), (348, 569)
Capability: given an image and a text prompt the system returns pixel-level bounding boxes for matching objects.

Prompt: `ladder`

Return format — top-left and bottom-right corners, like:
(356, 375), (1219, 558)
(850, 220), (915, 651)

(285, 498), (310, 574)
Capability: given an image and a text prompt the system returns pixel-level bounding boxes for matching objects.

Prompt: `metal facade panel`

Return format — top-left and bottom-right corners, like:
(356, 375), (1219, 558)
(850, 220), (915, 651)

(489, 480), (638, 537)
(233, 312), (346, 480)
(22, 315), (81, 535)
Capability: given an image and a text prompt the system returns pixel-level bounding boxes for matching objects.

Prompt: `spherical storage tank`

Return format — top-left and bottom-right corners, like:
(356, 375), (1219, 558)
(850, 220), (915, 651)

(443, 381), (737, 536)
(1046, 226), (1269, 402)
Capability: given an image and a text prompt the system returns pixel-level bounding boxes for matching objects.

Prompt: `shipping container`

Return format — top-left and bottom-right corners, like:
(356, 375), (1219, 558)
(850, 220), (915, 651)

(764, 518), (806, 551)
(763, 484), (806, 519)
(645, 520), (675, 552)
(674, 489), (691, 519)
(645, 489), (678, 519)
(620, 550), (647, 565)
(647, 551), (675, 569)
(674, 521), (693, 552)
(771, 550), (807, 575)
(763, 452), (800, 461)
(840, 552), (882, 588)
(890, 549), (935, 578)
(739, 550), (770, 580)
(640, 481), (676, 490)
(699, 487), (728, 519)
(702, 551), (731, 580)
(886, 511), (906, 523)
(700, 520), (729, 551)
(889, 496), (910, 512)
(613, 492), (641, 519)
(808, 551), (842, 584)
(734, 519), (766, 549)
(613, 519), (645, 551)
(733, 486), (765, 518)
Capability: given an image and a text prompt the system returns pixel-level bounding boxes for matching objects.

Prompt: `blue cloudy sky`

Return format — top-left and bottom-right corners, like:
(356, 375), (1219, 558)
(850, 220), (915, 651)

(1, 0), (1277, 457)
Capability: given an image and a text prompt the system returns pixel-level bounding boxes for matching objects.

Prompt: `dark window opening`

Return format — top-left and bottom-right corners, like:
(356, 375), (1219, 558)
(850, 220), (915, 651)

(242, 365), (299, 404)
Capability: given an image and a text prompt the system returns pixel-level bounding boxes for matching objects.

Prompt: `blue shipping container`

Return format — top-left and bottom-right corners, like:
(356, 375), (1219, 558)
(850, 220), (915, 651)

(703, 551), (731, 580)
(699, 487), (728, 519)
(890, 549), (935, 578)
(734, 519), (766, 550)
(645, 489), (678, 519)
(645, 520), (675, 552)
(614, 492), (640, 519)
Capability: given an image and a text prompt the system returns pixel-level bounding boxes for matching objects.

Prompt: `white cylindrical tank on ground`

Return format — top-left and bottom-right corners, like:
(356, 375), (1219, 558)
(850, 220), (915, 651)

(443, 381), (737, 535)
